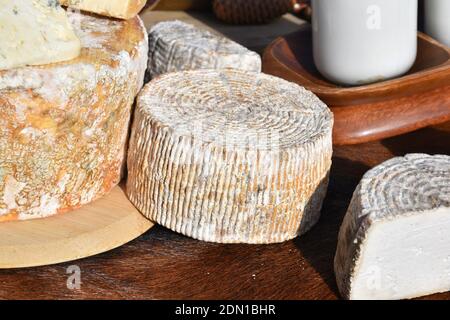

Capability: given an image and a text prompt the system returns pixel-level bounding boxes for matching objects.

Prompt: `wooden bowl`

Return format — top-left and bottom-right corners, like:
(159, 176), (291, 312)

(263, 25), (450, 145)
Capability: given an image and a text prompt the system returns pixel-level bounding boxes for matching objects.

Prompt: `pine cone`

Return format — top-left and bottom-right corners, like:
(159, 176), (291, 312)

(213, 0), (294, 24)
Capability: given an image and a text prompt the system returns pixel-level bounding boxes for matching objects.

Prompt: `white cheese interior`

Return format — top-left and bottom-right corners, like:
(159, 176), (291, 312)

(0, 0), (81, 70)
(351, 207), (450, 300)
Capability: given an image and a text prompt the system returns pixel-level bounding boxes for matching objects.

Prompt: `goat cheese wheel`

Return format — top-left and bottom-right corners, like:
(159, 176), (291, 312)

(127, 69), (333, 243)
(147, 20), (262, 79)
(0, 12), (148, 221)
(0, 0), (81, 70)
(335, 154), (450, 300)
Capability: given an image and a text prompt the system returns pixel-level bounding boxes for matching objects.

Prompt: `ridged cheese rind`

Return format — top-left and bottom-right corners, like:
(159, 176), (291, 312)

(147, 20), (262, 79)
(0, 0), (81, 70)
(59, 0), (146, 19)
(335, 154), (450, 300)
(0, 12), (148, 221)
(127, 69), (333, 244)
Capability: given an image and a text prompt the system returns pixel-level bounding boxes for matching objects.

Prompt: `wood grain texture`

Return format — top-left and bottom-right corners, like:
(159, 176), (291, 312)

(0, 186), (154, 269)
(263, 26), (450, 145)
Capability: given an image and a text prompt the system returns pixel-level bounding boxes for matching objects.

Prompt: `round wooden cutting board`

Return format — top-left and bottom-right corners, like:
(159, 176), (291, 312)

(0, 186), (154, 269)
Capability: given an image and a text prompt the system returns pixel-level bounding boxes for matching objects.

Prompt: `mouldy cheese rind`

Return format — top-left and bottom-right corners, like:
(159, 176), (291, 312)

(335, 153), (450, 300)
(0, 0), (81, 70)
(147, 20), (262, 79)
(127, 69), (333, 244)
(0, 12), (148, 221)
(59, 0), (147, 20)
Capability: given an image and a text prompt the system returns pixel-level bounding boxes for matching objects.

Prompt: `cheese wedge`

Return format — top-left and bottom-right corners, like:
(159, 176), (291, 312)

(147, 20), (262, 79)
(335, 154), (450, 300)
(0, 12), (148, 221)
(60, 0), (147, 19)
(0, 0), (81, 70)
(127, 69), (333, 244)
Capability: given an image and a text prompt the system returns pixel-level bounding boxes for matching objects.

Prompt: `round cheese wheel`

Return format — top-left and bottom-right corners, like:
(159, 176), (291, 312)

(335, 153), (450, 300)
(0, 12), (148, 221)
(147, 20), (262, 79)
(127, 69), (333, 243)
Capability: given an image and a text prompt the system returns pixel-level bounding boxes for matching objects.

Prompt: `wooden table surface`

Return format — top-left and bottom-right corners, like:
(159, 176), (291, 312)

(0, 10), (449, 300)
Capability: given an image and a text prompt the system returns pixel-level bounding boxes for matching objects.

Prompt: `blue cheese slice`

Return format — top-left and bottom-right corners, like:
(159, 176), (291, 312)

(0, 0), (81, 70)
(335, 154), (450, 300)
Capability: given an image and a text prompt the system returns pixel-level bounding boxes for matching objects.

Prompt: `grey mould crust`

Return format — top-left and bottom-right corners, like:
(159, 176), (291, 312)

(147, 20), (262, 79)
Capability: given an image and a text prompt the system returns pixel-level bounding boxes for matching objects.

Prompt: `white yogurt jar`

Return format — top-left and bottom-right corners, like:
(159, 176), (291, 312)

(312, 0), (418, 86)
(425, 0), (450, 47)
